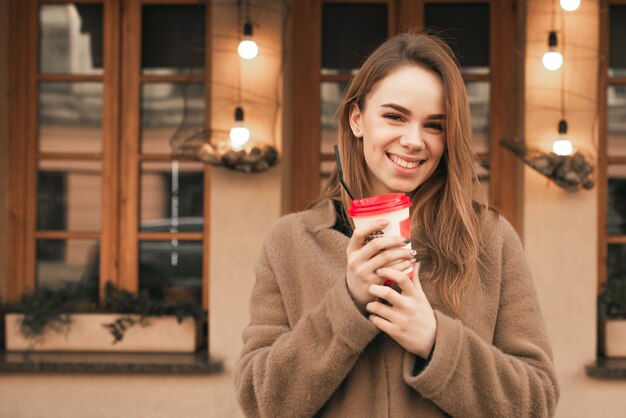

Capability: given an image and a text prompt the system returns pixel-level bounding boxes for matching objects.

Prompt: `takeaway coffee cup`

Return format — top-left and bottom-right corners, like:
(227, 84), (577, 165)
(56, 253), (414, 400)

(348, 193), (413, 280)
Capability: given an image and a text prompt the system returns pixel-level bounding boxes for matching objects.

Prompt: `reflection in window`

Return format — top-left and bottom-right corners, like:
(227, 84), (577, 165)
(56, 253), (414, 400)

(424, 3), (490, 74)
(40, 4), (103, 74)
(608, 173), (626, 236)
(38, 82), (103, 153)
(466, 81), (490, 154)
(609, 5), (626, 75)
(142, 5), (205, 75)
(320, 81), (348, 155)
(140, 160), (204, 232)
(607, 243), (626, 284)
(141, 83), (205, 154)
(36, 239), (100, 292)
(139, 240), (202, 305)
(321, 3), (387, 74)
(608, 85), (626, 157)
(37, 160), (102, 232)
(319, 160), (336, 193)
(475, 159), (490, 200)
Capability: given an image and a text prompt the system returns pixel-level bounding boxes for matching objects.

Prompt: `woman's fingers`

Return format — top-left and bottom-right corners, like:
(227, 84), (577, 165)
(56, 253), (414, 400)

(368, 282), (404, 307)
(369, 267), (418, 302)
(348, 220), (409, 255)
(381, 257), (415, 272)
(366, 248), (414, 273)
(365, 300), (398, 322)
(347, 219), (389, 252)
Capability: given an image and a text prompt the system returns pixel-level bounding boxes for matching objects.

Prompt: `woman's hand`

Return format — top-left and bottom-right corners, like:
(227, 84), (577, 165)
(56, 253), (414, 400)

(346, 219), (415, 313)
(365, 263), (437, 359)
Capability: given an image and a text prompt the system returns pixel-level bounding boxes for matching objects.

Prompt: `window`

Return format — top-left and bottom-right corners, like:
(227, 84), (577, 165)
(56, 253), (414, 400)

(290, 0), (521, 229)
(7, 0), (211, 336)
(599, 0), (626, 356)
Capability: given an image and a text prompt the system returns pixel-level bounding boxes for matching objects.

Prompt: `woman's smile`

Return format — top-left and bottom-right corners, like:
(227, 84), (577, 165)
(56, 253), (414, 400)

(387, 153), (425, 170)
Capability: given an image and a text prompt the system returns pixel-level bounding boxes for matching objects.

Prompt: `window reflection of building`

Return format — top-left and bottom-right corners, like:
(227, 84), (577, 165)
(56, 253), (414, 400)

(608, 84), (626, 157)
(40, 5), (102, 74)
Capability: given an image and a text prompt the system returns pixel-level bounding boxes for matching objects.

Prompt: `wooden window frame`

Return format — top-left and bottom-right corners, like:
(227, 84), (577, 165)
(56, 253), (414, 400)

(598, 0), (626, 357)
(289, 0), (521, 231)
(6, 0), (212, 320)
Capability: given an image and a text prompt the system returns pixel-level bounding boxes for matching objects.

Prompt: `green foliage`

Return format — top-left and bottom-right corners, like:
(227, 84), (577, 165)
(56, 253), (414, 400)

(600, 275), (626, 319)
(1, 280), (205, 344)
(1, 281), (98, 342)
(101, 282), (204, 343)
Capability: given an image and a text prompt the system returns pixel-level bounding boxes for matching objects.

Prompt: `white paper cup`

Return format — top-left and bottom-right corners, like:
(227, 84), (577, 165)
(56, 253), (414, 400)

(348, 193), (412, 279)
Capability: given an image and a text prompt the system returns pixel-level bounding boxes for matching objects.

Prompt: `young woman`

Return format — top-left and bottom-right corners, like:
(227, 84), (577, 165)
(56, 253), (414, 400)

(235, 32), (559, 417)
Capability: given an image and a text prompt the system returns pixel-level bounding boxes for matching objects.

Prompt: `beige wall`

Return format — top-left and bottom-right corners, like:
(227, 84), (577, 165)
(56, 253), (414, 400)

(525, 1), (626, 417)
(0, 0), (9, 301)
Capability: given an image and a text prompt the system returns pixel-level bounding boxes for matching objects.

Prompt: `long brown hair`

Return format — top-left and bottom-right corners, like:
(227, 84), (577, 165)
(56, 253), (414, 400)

(317, 31), (488, 314)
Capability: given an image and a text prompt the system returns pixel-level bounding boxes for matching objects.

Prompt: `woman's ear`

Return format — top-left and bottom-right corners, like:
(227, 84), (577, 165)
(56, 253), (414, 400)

(349, 104), (364, 138)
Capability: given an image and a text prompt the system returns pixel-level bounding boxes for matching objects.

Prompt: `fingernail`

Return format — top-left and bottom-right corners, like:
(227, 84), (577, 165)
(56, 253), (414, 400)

(410, 249), (417, 257)
(410, 257), (417, 264)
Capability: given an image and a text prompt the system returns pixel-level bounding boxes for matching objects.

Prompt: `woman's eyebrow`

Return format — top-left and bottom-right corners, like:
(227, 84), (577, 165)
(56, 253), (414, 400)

(381, 103), (446, 120)
(381, 103), (411, 115)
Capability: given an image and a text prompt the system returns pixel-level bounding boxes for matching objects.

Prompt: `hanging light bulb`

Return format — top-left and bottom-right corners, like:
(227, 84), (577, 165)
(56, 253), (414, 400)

(560, 0), (581, 12)
(542, 31), (563, 71)
(229, 106), (250, 149)
(553, 119), (573, 156)
(238, 22), (258, 60)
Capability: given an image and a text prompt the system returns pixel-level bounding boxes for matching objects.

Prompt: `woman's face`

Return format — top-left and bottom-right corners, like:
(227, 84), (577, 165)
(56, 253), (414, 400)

(349, 65), (446, 196)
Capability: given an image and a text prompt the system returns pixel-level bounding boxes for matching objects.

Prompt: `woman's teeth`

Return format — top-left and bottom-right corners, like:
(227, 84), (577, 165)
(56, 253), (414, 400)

(389, 154), (421, 169)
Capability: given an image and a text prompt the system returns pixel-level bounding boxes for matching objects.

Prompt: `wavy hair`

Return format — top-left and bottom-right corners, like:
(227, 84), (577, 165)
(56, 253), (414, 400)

(316, 31), (488, 314)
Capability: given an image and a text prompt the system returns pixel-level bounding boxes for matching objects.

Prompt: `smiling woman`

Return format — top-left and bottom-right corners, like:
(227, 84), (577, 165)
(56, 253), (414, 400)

(348, 65), (446, 196)
(235, 31), (559, 418)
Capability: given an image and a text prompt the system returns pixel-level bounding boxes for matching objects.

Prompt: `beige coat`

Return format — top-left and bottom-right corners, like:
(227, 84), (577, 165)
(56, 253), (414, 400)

(235, 200), (559, 417)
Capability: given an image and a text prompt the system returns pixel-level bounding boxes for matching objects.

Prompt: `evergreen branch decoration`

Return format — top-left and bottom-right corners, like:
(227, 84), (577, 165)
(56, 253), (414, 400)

(500, 138), (594, 192)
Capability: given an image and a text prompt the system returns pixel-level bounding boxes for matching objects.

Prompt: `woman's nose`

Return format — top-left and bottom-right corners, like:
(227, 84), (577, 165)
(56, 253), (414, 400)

(400, 125), (426, 150)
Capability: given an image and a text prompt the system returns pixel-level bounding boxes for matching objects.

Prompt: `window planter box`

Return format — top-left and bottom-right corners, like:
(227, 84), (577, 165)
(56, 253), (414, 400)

(606, 319), (626, 358)
(4, 313), (199, 353)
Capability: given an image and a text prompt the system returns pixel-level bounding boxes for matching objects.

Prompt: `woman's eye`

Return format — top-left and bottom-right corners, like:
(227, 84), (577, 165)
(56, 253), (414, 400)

(425, 122), (444, 131)
(384, 113), (404, 122)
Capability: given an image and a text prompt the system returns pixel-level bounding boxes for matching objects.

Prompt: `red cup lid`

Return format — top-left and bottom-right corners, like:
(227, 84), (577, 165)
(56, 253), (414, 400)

(348, 193), (411, 217)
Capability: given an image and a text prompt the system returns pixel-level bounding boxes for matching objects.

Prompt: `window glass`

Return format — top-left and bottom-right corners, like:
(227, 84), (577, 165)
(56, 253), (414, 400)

(36, 238), (100, 294)
(139, 240), (202, 305)
(320, 81), (349, 155)
(141, 83), (205, 154)
(607, 166), (626, 236)
(142, 5), (205, 75)
(37, 160), (102, 232)
(321, 3), (387, 75)
(319, 160), (336, 193)
(608, 85), (626, 157)
(475, 159), (490, 200)
(609, 248), (625, 279)
(39, 82), (103, 153)
(40, 4), (103, 75)
(466, 81), (490, 154)
(424, 3), (490, 74)
(609, 5), (626, 76)
(140, 160), (204, 232)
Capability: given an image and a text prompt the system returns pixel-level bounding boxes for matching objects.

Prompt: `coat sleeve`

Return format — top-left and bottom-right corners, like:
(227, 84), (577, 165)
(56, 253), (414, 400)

(402, 218), (560, 417)
(234, 239), (380, 418)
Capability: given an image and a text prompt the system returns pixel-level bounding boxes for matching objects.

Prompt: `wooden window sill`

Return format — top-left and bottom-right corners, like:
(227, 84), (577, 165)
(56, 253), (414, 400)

(0, 351), (223, 374)
(586, 358), (626, 379)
